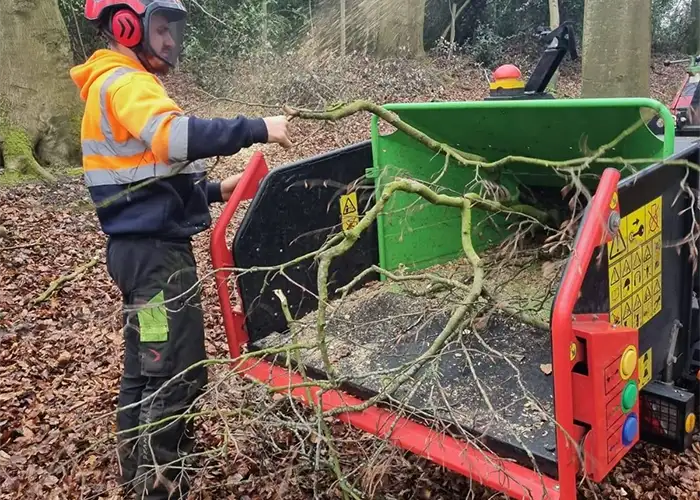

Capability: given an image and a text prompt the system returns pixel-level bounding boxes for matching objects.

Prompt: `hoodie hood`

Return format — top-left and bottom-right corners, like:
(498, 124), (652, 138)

(70, 49), (147, 101)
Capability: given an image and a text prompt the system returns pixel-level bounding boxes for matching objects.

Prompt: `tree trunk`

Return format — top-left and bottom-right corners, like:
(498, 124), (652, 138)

(262, 0), (268, 48)
(0, 0), (82, 181)
(440, 0), (472, 40)
(340, 0), (347, 57)
(548, 0), (560, 90)
(449, 3), (457, 46)
(376, 0), (426, 58)
(581, 0), (651, 98)
(692, 0), (700, 54)
(361, 0), (378, 55)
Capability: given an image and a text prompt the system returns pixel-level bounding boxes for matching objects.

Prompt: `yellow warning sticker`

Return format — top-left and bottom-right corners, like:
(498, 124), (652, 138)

(620, 256), (633, 301)
(621, 301), (633, 328)
(646, 197), (661, 239)
(625, 206), (647, 252)
(610, 304), (622, 325)
(631, 251), (642, 270)
(608, 196), (663, 329)
(632, 266), (644, 291)
(631, 290), (644, 329)
(651, 274), (662, 317)
(642, 283), (654, 324)
(652, 237), (662, 275)
(642, 243), (653, 282)
(340, 192), (360, 231)
(608, 217), (628, 262)
(638, 348), (652, 389)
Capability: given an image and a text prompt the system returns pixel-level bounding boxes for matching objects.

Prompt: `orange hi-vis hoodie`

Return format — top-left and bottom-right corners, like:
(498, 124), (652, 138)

(70, 49), (268, 239)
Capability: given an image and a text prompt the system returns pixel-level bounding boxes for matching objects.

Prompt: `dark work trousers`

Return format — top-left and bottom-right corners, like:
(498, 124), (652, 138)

(106, 237), (208, 500)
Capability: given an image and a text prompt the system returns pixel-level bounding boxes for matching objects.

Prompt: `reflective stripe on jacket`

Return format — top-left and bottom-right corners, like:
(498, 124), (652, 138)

(70, 49), (268, 239)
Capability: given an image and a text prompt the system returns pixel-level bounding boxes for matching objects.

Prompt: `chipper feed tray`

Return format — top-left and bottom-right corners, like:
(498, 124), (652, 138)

(210, 97), (700, 499)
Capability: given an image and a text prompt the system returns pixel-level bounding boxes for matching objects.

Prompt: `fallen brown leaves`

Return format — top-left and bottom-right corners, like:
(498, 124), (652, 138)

(0, 181), (124, 499)
(0, 51), (697, 500)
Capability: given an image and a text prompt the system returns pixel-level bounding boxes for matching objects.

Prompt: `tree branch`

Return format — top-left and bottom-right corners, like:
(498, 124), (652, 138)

(283, 100), (486, 163)
(32, 255), (99, 304)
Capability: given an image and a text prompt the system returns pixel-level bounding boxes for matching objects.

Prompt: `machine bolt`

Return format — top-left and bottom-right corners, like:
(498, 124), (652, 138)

(608, 211), (620, 234)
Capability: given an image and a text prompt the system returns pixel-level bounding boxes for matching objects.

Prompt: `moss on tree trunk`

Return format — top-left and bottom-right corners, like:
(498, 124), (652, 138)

(0, 0), (82, 182)
(0, 119), (57, 182)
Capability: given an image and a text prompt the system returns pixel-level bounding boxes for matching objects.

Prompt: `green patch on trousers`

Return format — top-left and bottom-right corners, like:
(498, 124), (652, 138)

(138, 290), (169, 342)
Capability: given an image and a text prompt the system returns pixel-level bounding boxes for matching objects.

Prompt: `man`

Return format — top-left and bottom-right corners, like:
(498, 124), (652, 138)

(70, 0), (291, 498)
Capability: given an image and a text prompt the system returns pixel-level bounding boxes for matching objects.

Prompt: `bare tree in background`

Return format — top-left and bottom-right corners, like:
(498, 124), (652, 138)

(304, 0), (427, 58)
(262, 0), (269, 47)
(581, 0), (652, 98)
(548, 0), (560, 90)
(340, 0), (347, 56)
(692, 0), (700, 53)
(376, 0), (427, 57)
(440, 0), (473, 41)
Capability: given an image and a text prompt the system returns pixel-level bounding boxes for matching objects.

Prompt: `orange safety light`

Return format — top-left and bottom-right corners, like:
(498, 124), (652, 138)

(490, 64), (525, 91)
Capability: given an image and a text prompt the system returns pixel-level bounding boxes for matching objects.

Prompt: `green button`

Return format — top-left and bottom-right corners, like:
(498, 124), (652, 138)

(621, 381), (638, 412)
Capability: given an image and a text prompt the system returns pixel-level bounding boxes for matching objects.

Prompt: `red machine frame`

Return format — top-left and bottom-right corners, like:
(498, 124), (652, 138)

(210, 152), (635, 500)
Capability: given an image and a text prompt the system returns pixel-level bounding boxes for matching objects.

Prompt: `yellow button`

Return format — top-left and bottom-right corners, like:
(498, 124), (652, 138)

(620, 346), (637, 380)
(686, 413), (696, 433)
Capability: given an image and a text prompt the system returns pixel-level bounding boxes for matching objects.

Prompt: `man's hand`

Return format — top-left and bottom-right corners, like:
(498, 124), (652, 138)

(263, 116), (292, 148)
(220, 173), (243, 202)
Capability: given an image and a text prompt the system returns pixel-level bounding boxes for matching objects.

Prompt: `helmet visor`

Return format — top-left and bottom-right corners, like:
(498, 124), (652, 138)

(144, 7), (186, 67)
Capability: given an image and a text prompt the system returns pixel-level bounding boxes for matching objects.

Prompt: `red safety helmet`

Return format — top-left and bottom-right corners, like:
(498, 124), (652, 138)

(85, 0), (187, 69)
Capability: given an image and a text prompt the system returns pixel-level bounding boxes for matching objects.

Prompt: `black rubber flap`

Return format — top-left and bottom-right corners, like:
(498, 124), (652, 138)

(233, 141), (380, 343)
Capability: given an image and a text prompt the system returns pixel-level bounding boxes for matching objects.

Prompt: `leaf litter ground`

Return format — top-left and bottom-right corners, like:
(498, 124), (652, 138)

(1, 52), (699, 499)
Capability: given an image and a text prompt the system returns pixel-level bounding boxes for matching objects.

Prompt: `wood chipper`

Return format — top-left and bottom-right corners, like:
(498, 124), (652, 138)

(208, 30), (700, 500)
(209, 101), (700, 499)
(648, 54), (700, 135)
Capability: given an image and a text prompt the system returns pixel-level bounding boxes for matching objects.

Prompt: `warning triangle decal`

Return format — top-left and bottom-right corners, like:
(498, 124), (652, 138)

(634, 295), (642, 310)
(611, 267), (620, 285)
(609, 233), (627, 261)
(623, 302), (632, 318)
(622, 259), (631, 275)
(342, 196), (357, 215)
(632, 252), (642, 269)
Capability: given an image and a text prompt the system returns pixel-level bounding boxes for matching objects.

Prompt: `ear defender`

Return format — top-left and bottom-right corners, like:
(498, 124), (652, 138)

(111, 9), (142, 48)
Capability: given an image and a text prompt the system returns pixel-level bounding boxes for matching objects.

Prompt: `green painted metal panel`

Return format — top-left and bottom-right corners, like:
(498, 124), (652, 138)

(370, 97), (675, 275)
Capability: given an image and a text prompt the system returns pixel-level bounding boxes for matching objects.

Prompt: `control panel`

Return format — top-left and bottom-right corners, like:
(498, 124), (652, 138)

(570, 314), (640, 481)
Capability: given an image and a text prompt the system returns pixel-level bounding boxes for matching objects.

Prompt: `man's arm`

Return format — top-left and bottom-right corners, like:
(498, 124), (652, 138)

(110, 73), (272, 165)
(187, 116), (268, 160)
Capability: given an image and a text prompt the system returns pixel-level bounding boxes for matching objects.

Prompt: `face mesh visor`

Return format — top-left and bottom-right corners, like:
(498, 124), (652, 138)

(145, 7), (186, 67)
